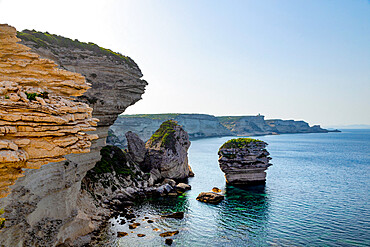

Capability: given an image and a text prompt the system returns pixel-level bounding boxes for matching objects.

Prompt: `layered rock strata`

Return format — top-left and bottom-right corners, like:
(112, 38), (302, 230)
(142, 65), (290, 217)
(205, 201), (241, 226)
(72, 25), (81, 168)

(0, 26), (147, 246)
(218, 138), (272, 185)
(0, 24), (98, 198)
(17, 29), (148, 127)
(109, 113), (232, 147)
(144, 120), (192, 182)
(109, 114), (333, 148)
(218, 115), (329, 136)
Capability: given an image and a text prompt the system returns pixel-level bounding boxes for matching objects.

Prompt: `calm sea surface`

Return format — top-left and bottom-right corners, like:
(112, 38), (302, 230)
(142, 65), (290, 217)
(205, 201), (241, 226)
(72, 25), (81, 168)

(99, 129), (370, 247)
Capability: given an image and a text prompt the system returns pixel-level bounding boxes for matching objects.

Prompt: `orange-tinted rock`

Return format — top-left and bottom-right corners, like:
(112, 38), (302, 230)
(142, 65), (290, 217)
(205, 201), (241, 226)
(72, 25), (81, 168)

(196, 192), (224, 204)
(159, 231), (179, 237)
(212, 187), (222, 193)
(117, 232), (128, 237)
(0, 24), (98, 198)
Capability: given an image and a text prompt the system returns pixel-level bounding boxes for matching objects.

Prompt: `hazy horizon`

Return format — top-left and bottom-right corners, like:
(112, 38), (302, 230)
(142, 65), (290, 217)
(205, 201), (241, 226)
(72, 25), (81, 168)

(0, 0), (369, 126)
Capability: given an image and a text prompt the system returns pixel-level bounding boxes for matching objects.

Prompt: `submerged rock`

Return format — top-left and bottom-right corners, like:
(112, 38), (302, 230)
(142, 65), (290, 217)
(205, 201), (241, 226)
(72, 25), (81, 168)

(212, 187), (222, 193)
(161, 212), (184, 219)
(196, 192), (224, 204)
(165, 238), (174, 245)
(159, 231), (179, 237)
(117, 232), (128, 237)
(218, 138), (272, 185)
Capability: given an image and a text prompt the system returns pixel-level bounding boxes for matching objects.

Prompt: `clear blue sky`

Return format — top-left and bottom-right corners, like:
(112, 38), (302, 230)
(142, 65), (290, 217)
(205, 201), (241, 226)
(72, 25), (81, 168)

(0, 0), (369, 127)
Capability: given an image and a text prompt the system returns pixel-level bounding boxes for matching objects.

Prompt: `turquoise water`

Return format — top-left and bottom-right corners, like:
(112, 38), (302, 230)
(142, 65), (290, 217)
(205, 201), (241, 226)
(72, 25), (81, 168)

(102, 129), (370, 246)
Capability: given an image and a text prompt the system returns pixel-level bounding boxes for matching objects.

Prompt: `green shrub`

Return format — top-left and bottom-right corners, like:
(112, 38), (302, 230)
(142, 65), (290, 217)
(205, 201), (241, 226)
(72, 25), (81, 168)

(93, 146), (134, 176)
(148, 120), (178, 153)
(25, 92), (48, 101)
(220, 138), (264, 150)
(25, 92), (37, 101)
(0, 208), (5, 229)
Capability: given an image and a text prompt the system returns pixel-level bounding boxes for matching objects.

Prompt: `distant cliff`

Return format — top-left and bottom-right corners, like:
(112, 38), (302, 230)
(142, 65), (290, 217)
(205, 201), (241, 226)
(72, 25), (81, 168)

(218, 115), (330, 136)
(109, 114), (335, 147)
(109, 114), (232, 147)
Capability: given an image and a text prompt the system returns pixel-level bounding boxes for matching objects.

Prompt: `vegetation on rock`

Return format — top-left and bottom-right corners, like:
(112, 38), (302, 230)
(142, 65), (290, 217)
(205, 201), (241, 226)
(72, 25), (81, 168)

(25, 92), (48, 101)
(17, 30), (136, 68)
(0, 208), (5, 229)
(148, 120), (178, 153)
(219, 138), (263, 150)
(93, 145), (134, 175)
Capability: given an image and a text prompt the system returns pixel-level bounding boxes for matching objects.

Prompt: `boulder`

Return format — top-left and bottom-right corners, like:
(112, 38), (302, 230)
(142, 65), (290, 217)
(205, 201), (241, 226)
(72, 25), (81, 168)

(175, 183), (191, 192)
(196, 192), (224, 204)
(212, 187), (222, 193)
(218, 138), (272, 185)
(162, 178), (176, 188)
(125, 131), (147, 163)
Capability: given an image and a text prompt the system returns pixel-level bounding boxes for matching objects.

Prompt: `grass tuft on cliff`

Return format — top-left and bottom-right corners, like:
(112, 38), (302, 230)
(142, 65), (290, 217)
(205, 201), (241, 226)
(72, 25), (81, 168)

(17, 30), (137, 68)
(220, 138), (264, 150)
(148, 120), (178, 153)
(0, 208), (5, 229)
(93, 145), (134, 175)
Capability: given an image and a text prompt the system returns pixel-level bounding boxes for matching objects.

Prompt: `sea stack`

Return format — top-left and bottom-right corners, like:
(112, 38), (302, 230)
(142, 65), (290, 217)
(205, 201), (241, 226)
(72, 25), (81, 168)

(145, 120), (192, 182)
(218, 138), (272, 185)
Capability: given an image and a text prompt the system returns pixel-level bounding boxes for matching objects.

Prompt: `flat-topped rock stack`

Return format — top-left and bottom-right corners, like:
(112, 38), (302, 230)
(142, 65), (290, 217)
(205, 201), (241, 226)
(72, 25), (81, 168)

(218, 138), (272, 185)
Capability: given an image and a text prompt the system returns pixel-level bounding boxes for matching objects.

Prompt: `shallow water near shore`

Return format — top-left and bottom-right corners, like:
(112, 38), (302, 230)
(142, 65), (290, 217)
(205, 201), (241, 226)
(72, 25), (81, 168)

(97, 129), (370, 246)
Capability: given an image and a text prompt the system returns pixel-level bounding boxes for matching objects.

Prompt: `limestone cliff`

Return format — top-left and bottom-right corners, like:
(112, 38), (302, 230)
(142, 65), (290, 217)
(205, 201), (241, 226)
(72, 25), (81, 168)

(145, 120), (192, 182)
(0, 26), (147, 246)
(17, 29), (147, 127)
(109, 114), (331, 148)
(109, 113), (232, 147)
(265, 119), (328, 134)
(218, 138), (272, 185)
(0, 24), (98, 198)
(218, 115), (329, 136)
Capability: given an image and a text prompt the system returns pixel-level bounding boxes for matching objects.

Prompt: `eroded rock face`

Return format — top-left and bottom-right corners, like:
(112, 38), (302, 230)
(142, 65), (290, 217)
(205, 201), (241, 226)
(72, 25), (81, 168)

(125, 131), (146, 163)
(0, 26), (147, 246)
(219, 115), (329, 136)
(145, 120), (192, 182)
(0, 24), (98, 198)
(218, 138), (272, 185)
(17, 29), (148, 127)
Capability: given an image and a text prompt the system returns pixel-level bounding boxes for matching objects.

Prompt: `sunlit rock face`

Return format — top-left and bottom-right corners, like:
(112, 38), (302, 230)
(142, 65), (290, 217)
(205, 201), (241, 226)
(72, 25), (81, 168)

(0, 25), (147, 246)
(0, 24), (98, 198)
(145, 120), (192, 182)
(218, 138), (272, 185)
(17, 29), (148, 127)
